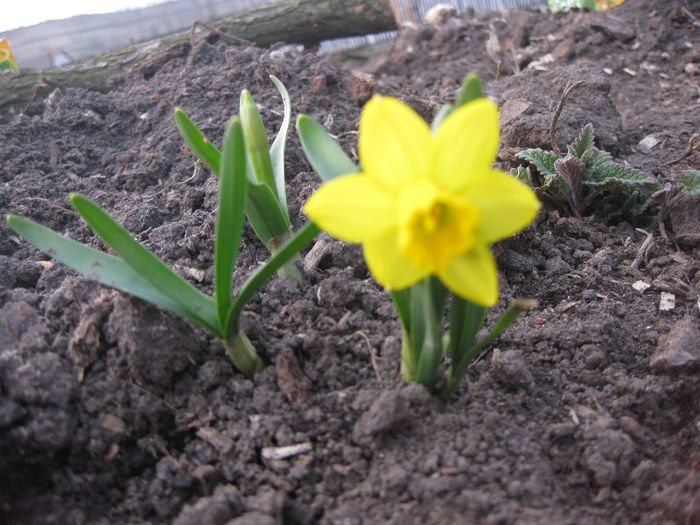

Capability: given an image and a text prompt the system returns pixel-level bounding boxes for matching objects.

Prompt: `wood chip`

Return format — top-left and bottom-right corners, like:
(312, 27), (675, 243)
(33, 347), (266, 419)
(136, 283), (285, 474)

(261, 442), (312, 461)
(196, 427), (233, 454)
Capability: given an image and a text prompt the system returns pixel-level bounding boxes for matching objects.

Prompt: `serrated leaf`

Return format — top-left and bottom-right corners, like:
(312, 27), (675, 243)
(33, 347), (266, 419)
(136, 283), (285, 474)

(6, 214), (219, 334)
(568, 123), (594, 159)
(174, 108), (222, 175)
(516, 149), (559, 177)
(269, 75), (291, 219)
(296, 114), (358, 181)
(678, 170), (700, 195)
(584, 148), (659, 189)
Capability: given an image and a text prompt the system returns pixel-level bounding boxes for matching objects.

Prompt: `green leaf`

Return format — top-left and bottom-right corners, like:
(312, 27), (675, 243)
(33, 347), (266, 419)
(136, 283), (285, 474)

(584, 148), (660, 189)
(442, 299), (535, 399)
(6, 214), (219, 334)
(414, 277), (445, 387)
(269, 75), (291, 216)
(511, 166), (533, 184)
(568, 123), (594, 159)
(174, 108), (222, 175)
(430, 104), (453, 133)
(296, 114), (358, 181)
(455, 72), (483, 109)
(222, 330), (264, 378)
(245, 179), (292, 250)
(678, 170), (700, 195)
(215, 117), (248, 334)
(226, 221), (319, 334)
(240, 90), (277, 198)
(446, 296), (486, 372)
(69, 194), (221, 336)
(516, 149), (559, 177)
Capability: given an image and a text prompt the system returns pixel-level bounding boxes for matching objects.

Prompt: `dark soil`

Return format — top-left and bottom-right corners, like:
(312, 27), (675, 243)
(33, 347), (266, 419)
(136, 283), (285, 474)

(2, 0), (699, 523)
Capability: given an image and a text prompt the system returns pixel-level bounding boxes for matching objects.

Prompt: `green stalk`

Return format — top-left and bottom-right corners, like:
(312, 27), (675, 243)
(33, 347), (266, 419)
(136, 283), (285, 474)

(240, 90), (278, 199)
(222, 330), (265, 378)
(442, 299), (536, 398)
(268, 230), (303, 281)
(225, 221), (319, 338)
(414, 278), (446, 388)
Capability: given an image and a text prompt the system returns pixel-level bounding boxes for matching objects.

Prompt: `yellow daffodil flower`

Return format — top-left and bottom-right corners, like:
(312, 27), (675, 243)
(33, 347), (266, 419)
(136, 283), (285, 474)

(0, 38), (19, 72)
(304, 95), (540, 306)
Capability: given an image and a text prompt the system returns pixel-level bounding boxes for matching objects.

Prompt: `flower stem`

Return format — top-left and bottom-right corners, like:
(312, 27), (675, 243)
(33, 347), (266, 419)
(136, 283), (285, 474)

(222, 331), (265, 378)
(441, 298), (536, 399)
(268, 230), (303, 280)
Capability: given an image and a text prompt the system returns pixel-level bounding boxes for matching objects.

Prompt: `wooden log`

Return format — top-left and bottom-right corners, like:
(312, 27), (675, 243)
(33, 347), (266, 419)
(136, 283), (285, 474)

(0, 0), (396, 124)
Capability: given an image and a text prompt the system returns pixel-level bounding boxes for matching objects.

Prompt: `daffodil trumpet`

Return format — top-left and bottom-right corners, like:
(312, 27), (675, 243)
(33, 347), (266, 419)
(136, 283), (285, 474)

(301, 73), (541, 396)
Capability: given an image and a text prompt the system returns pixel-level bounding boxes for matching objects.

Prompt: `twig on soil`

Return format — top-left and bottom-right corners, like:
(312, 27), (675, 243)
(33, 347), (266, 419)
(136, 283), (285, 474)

(353, 330), (383, 387)
(631, 228), (654, 270)
(680, 6), (700, 26)
(667, 132), (699, 165)
(549, 80), (586, 155)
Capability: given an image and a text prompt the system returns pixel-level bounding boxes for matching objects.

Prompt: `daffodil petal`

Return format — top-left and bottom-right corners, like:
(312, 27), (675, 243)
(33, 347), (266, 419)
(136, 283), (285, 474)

(303, 173), (396, 243)
(359, 96), (431, 192)
(432, 99), (500, 192)
(439, 242), (498, 306)
(364, 229), (428, 290)
(464, 169), (540, 243)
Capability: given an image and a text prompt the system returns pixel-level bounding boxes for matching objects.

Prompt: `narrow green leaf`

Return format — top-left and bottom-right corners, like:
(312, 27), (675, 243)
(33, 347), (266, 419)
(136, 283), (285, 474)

(215, 117), (248, 333)
(390, 288), (411, 333)
(414, 278), (444, 387)
(430, 104), (453, 133)
(6, 214), (219, 333)
(240, 90), (277, 198)
(269, 75), (291, 215)
(245, 180), (292, 249)
(174, 108), (222, 175)
(296, 114), (358, 181)
(455, 72), (483, 108)
(442, 299), (536, 398)
(69, 194), (221, 336)
(447, 296), (486, 367)
(226, 221), (319, 337)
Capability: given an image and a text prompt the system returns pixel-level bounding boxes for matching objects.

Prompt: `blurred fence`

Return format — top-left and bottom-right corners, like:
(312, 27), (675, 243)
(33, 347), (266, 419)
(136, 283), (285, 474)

(321, 0), (546, 52)
(5, 0), (547, 69)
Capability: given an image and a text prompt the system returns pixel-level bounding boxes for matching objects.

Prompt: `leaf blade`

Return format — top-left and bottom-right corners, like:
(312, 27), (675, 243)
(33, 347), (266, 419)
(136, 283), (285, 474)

(7, 214), (219, 333)
(296, 114), (358, 181)
(269, 75), (292, 215)
(69, 194), (222, 336)
(215, 117), (248, 332)
(174, 108), (222, 175)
